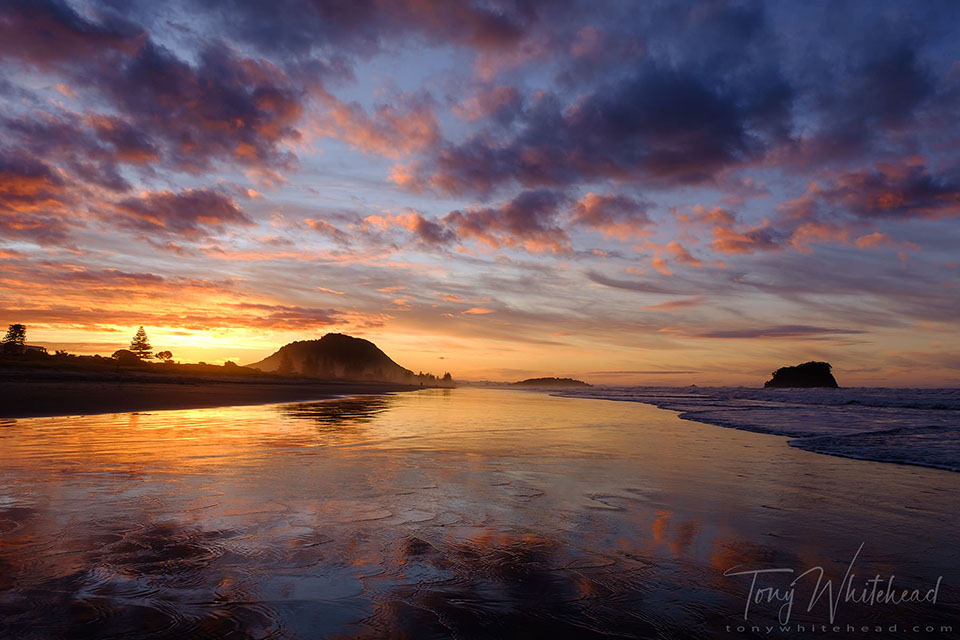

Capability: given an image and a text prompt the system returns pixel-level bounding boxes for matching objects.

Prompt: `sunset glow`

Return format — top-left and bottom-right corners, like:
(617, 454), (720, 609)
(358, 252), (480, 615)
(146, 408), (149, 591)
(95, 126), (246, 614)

(2, 1), (959, 385)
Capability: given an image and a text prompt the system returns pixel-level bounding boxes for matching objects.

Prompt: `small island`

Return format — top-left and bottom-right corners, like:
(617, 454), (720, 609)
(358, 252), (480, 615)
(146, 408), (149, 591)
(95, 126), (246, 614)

(764, 361), (839, 388)
(511, 377), (591, 388)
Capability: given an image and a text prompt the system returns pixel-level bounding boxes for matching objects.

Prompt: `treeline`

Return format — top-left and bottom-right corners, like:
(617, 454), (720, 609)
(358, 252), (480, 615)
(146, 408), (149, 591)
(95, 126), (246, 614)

(1, 324), (177, 365)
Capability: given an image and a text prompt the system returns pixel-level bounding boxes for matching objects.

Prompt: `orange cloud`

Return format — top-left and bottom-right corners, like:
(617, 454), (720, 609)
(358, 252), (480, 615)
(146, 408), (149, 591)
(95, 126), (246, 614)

(314, 92), (439, 158)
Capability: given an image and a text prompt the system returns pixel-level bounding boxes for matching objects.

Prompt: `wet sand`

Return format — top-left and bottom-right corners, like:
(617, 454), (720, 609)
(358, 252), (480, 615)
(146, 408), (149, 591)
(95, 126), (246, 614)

(0, 388), (957, 638)
(0, 375), (419, 419)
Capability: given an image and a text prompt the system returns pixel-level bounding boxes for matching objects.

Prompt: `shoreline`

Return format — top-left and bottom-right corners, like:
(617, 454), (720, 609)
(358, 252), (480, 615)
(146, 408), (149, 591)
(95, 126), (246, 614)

(0, 375), (424, 419)
(552, 387), (960, 473)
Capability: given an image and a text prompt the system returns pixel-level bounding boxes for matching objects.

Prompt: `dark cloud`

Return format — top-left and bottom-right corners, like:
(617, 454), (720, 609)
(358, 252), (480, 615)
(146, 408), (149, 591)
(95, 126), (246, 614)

(585, 271), (679, 295)
(403, 213), (457, 245)
(208, 0), (549, 58)
(0, 0), (143, 68)
(0, 3), (306, 178)
(820, 163), (960, 219)
(2, 112), (158, 192)
(695, 325), (865, 339)
(0, 152), (76, 244)
(90, 42), (303, 172)
(571, 193), (650, 237)
(442, 189), (571, 253)
(404, 61), (794, 197)
(112, 189), (253, 238)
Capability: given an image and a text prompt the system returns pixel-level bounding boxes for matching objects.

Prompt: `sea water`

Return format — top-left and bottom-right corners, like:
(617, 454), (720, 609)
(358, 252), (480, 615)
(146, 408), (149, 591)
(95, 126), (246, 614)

(560, 386), (960, 471)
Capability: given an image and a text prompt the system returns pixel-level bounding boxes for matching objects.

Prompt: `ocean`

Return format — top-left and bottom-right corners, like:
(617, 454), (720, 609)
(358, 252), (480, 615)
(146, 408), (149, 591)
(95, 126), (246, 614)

(559, 386), (960, 472)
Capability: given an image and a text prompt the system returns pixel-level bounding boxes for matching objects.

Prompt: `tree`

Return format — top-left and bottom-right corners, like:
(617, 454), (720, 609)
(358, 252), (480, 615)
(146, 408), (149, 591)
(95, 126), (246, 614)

(155, 350), (173, 363)
(1, 323), (27, 357)
(278, 351), (295, 375)
(129, 326), (152, 360)
(112, 349), (140, 365)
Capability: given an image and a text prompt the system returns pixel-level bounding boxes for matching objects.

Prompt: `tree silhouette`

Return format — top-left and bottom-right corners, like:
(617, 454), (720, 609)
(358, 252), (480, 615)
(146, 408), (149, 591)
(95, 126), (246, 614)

(278, 351), (295, 375)
(1, 323), (27, 357)
(112, 349), (140, 365)
(129, 326), (153, 360)
(155, 350), (173, 363)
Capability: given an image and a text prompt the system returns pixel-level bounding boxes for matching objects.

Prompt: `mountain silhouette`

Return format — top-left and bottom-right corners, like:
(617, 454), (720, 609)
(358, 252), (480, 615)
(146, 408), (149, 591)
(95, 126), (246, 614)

(248, 333), (423, 383)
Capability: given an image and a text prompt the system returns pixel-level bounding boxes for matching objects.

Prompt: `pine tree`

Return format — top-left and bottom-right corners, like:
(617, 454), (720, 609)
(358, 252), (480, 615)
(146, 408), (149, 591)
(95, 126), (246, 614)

(1, 323), (27, 357)
(129, 326), (152, 360)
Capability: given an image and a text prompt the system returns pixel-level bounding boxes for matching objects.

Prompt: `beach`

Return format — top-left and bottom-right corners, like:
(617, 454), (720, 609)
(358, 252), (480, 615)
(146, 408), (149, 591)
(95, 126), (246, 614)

(0, 388), (957, 638)
(0, 366), (420, 419)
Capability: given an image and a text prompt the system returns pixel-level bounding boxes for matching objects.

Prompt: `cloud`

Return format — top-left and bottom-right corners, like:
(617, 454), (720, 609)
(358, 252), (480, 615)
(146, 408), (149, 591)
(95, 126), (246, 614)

(0, 151), (76, 244)
(304, 218), (349, 244)
(2, 111), (159, 192)
(644, 296), (703, 311)
(854, 232), (896, 249)
(93, 42), (303, 172)
(361, 211), (456, 246)
(112, 189), (253, 238)
(571, 192), (650, 239)
(0, 0), (306, 174)
(709, 224), (784, 255)
(819, 162), (960, 219)
(452, 85), (522, 123)
(0, 0), (143, 68)
(212, 0), (547, 58)
(693, 325), (866, 339)
(585, 271), (680, 295)
(314, 91), (439, 158)
(399, 50), (793, 197)
(442, 189), (571, 253)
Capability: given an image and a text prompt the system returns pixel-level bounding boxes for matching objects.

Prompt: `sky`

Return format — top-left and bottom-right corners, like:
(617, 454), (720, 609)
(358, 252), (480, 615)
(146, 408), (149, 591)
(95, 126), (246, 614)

(1, 0), (958, 386)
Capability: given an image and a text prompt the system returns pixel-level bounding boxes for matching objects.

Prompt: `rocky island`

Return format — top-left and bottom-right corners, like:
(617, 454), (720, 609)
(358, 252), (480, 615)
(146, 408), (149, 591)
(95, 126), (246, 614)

(764, 361), (839, 388)
(511, 377), (591, 388)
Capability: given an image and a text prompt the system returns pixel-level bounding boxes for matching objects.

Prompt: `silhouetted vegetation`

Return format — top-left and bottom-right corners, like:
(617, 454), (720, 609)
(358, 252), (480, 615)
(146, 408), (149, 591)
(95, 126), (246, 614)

(277, 351), (295, 375)
(155, 350), (173, 363)
(112, 349), (141, 365)
(129, 326), (152, 360)
(764, 361), (839, 388)
(1, 323), (26, 357)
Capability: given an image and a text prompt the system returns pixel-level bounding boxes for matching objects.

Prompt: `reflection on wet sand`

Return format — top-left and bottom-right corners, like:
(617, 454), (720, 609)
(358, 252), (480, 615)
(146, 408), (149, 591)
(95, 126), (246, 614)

(0, 389), (958, 638)
(280, 395), (393, 428)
